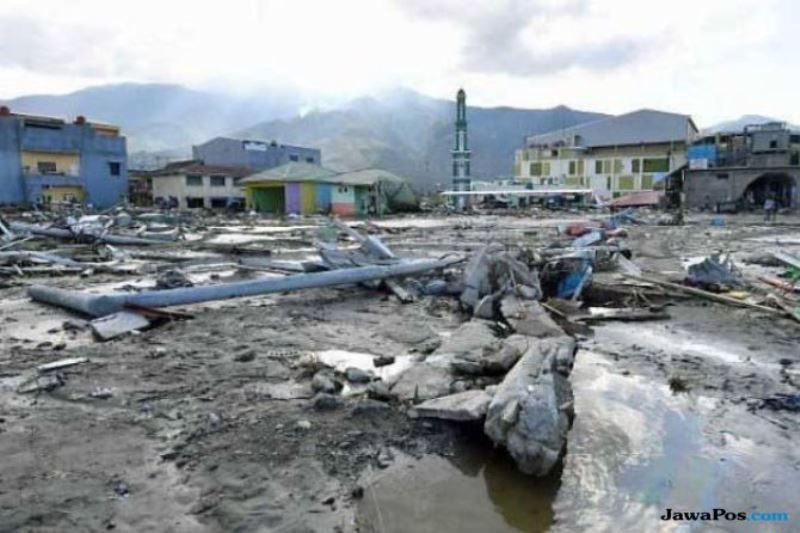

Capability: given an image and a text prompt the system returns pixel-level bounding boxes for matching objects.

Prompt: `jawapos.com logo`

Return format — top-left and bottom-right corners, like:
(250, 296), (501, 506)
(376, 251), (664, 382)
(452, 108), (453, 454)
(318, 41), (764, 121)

(661, 508), (790, 522)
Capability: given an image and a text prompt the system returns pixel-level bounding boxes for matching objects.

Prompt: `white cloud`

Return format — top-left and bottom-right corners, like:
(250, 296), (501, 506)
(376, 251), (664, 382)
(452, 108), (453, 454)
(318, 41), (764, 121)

(0, 0), (798, 125)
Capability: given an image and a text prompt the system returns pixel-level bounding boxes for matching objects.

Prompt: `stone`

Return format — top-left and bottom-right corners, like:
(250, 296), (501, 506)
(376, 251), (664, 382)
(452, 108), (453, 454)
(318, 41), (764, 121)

(312, 393), (343, 411)
(500, 296), (564, 338)
(483, 337), (577, 477)
(366, 381), (395, 402)
(311, 371), (342, 394)
(344, 367), (373, 384)
(373, 355), (395, 367)
(296, 419), (312, 430)
(390, 364), (453, 402)
(410, 389), (492, 421)
(234, 349), (256, 362)
(473, 294), (497, 320)
(351, 399), (392, 416)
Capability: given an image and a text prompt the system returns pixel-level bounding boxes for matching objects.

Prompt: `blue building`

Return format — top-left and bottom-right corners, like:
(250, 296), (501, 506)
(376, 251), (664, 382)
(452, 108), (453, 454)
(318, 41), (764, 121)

(0, 106), (128, 207)
(192, 137), (321, 173)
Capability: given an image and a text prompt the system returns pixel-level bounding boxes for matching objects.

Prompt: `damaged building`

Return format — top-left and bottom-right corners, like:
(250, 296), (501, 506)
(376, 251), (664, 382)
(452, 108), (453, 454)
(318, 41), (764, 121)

(685, 122), (800, 210)
(0, 106), (128, 207)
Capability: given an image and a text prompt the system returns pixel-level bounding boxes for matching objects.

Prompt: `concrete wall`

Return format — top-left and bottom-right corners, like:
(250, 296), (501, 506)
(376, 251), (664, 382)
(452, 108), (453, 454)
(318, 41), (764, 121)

(152, 173), (244, 209)
(193, 138), (321, 172)
(685, 167), (800, 208)
(0, 115), (127, 207)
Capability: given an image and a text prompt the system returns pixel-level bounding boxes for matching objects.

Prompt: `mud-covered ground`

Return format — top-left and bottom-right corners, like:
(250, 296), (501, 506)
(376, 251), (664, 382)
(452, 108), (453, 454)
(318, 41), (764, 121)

(1, 211), (798, 532)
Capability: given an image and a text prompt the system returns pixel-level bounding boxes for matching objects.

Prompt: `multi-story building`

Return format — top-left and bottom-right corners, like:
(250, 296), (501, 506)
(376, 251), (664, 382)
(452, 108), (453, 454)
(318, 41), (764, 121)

(684, 122), (800, 209)
(0, 106), (128, 207)
(148, 160), (250, 209)
(514, 109), (697, 199)
(192, 137), (321, 172)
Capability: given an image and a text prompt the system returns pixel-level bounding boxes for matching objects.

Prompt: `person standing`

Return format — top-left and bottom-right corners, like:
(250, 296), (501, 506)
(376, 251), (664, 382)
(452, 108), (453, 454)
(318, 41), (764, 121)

(764, 195), (777, 223)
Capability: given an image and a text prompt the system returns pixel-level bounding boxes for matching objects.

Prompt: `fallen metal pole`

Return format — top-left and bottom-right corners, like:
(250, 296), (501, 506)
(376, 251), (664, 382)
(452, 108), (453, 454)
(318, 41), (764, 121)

(28, 256), (463, 317)
(8, 222), (165, 246)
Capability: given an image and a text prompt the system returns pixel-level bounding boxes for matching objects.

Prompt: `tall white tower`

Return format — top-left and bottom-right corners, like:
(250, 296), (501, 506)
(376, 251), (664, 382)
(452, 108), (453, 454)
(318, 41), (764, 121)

(452, 88), (471, 210)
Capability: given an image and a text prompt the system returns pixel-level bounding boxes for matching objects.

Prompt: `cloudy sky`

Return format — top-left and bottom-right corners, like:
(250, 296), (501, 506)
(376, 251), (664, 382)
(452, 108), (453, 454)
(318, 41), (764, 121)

(0, 0), (797, 126)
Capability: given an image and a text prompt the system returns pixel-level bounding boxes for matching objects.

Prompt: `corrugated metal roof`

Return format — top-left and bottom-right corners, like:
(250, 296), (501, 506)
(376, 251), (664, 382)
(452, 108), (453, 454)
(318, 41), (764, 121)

(526, 109), (697, 148)
(240, 162), (338, 184)
(331, 168), (406, 186)
(241, 164), (406, 186)
(150, 161), (251, 178)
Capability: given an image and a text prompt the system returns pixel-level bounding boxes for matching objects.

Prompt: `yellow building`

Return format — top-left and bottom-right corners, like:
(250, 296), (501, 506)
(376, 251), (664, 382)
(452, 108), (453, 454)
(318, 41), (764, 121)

(514, 110), (698, 199)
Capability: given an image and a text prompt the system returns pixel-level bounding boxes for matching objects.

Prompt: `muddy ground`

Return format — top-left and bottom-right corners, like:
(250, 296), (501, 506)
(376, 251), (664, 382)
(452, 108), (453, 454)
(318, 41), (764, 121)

(1, 211), (798, 532)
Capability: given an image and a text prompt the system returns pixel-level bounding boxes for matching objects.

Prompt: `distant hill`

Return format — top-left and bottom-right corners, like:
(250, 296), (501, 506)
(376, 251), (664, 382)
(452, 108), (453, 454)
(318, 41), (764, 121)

(237, 89), (607, 191)
(1, 83), (302, 153)
(2, 83), (607, 189)
(705, 114), (800, 133)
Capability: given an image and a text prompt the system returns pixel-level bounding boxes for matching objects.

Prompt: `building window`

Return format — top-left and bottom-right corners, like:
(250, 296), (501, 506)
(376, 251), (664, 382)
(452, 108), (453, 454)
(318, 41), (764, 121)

(305, 157), (314, 163)
(210, 197), (228, 208)
(641, 174), (654, 189)
(643, 158), (669, 172)
(289, 154), (299, 162)
(613, 159), (624, 174)
(595, 160), (603, 174)
(186, 197), (205, 208)
(530, 162), (541, 176)
(543, 162), (551, 175)
(550, 149), (558, 157)
(716, 173), (729, 180)
(338, 186), (349, 193)
(108, 162), (121, 176)
(618, 175), (634, 190)
(632, 159), (640, 173)
(37, 161), (57, 174)
(186, 175), (203, 186)
(568, 161), (576, 176)
(603, 160), (612, 174)
(210, 175), (226, 187)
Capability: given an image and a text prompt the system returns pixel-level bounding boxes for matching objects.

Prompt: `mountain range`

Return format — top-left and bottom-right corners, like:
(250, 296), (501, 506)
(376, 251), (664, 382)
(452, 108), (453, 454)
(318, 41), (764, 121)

(5, 83), (793, 191)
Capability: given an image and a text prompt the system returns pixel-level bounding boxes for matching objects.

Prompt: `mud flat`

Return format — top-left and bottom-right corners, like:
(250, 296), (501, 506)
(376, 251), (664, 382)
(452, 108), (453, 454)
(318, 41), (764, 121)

(0, 210), (798, 531)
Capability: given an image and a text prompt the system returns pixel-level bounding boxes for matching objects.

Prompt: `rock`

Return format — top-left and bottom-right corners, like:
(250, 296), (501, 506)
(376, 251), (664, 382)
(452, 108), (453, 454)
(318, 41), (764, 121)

(89, 387), (113, 399)
(366, 381), (395, 402)
(483, 338), (577, 476)
(460, 245), (500, 309)
(234, 349), (256, 362)
(382, 322), (438, 345)
(351, 399), (392, 416)
(390, 364), (453, 402)
(373, 355), (395, 367)
(500, 296), (564, 338)
(484, 335), (528, 374)
(344, 367), (373, 384)
(296, 419), (312, 430)
(436, 320), (500, 358)
(410, 389), (492, 421)
(473, 295), (497, 320)
(311, 371), (342, 394)
(312, 393), (343, 411)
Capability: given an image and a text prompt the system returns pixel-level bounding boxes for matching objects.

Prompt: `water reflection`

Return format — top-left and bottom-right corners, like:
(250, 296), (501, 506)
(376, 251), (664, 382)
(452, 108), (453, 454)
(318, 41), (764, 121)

(553, 350), (799, 533)
(357, 433), (560, 533)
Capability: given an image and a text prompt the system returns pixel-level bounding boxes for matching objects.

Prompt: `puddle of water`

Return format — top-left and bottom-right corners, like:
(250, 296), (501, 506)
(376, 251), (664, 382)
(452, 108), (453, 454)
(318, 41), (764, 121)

(553, 350), (800, 533)
(315, 349), (414, 387)
(357, 441), (559, 533)
(594, 321), (749, 366)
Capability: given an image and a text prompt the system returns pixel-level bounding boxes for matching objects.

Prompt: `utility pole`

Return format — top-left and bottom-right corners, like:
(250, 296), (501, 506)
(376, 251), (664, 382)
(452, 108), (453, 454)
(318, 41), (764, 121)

(452, 88), (471, 210)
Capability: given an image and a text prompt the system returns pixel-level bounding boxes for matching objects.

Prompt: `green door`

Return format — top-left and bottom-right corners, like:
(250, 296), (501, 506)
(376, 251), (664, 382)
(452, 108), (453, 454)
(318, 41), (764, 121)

(252, 187), (285, 213)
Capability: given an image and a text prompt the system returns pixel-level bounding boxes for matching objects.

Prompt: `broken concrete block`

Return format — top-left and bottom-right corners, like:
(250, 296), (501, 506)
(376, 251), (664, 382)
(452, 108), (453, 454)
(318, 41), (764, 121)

(500, 296), (564, 338)
(473, 295), (497, 320)
(460, 245), (501, 309)
(483, 338), (576, 476)
(366, 381), (395, 402)
(311, 371), (342, 394)
(410, 389), (492, 421)
(483, 334), (529, 374)
(434, 320), (500, 359)
(91, 311), (151, 341)
(390, 364), (453, 401)
(344, 367), (373, 384)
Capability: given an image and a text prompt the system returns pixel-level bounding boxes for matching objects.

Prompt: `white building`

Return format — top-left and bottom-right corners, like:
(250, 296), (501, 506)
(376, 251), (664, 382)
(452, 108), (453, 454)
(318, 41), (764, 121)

(150, 160), (250, 209)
